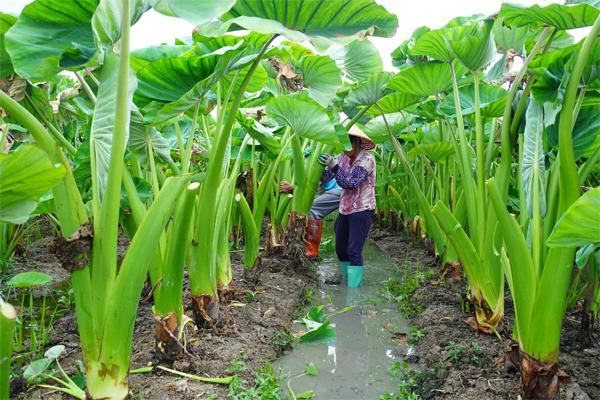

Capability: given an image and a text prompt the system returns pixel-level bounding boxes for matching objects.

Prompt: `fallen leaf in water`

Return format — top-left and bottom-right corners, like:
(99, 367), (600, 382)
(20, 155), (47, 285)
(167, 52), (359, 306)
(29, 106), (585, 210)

(391, 332), (409, 346)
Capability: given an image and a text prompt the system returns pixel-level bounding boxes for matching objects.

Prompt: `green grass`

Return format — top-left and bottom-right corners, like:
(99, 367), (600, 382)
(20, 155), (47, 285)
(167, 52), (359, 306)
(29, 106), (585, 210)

(381, 264), (434, 318)
(227, 363), (285, 400)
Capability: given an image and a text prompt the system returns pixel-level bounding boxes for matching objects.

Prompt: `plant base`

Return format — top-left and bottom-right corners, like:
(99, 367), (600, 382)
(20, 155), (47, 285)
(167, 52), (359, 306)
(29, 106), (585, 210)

(154, 312), (181, 360)
(520, 351), (561, 400)
(85, 362), (129, 400)
(191, 294), (219, 327)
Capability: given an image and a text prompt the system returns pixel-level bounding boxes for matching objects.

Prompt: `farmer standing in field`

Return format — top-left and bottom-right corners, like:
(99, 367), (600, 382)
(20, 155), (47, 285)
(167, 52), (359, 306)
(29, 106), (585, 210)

(318, 126), (376, 288)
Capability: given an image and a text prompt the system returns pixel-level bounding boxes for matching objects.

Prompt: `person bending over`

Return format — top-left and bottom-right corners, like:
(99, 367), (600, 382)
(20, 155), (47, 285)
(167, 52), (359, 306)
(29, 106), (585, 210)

(318, 126), (376, 288)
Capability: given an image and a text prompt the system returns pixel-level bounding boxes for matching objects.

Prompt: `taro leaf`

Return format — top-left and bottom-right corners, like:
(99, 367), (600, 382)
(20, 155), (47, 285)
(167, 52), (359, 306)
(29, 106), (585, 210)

(44, 345), (66, 360)
(345, 72), (394, 107)
(411, 142), (455, 162)
(154, 43), (268, 123)
(299, 319), (336, 342)
(576, 244), (598, 269)
(92, 0), (149, 45)
(0, 13), (17, 78)
(128, 106), (173, 163)
(238, 114), (281, 154)
(391, 25), (431, 68)
(149, 0), (236, 25)
(296, 391), (315, 399)
(5, 0), (98, 81)
(297, 55), (341, 107)
(329, 39), (383, 83)
(362, 112), (414, 144)
(0, 145), (65, 224)
(439, 83), (508, 118)
(132, 47), (219, 103)
(7, 271), (53, 288)
(411, 28), (454, 63)
(304, 362), (318, 377)
(374, 92), (421, 114)
(499, 3), (600, 30)
(306, 305), (325, 323)
(5, 0), (147, 81)
(446, 19), (496, 71)
(521, 98), (546, 218)
(196, 0), (398, 41)
(90, 53), (137, 201)
(547, 186), (600, 248)
(387, 61), (468, 97)
(23, 358), (53, 381)
(493, 19), (529, 54)
(266, 93), (338, 147)
(547, 105), (600, 160)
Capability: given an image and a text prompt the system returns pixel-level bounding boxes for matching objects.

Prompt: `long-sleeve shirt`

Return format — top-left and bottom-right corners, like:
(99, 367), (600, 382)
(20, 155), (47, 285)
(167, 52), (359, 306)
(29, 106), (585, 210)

(321, 150), (376, 215)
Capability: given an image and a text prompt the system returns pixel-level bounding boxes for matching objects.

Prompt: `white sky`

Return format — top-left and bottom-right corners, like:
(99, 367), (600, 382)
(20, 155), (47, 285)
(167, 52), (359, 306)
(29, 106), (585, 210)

(3, 0), (590, 70)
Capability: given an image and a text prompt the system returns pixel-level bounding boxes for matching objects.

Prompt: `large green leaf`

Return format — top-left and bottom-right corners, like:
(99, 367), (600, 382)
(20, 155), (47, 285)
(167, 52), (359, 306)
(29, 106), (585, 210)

(411, 142), (455, 161)
(374, 92), (421, 114)
(150, 0), (236, 25)
(5, 0), (98, 81)
(5, 0), (147, 81)
(266, 93), (337, 146)
(132, 49), (219, 103)
(0, 13), (17, 78)
(7, 271), (53, 288)
(499, 3), (600, 30)
(547, 186), (600, 248)
(439, 83), (508, 118)
(238, 114), (281, 154)
(362, 112), (414, 144)
(90, 53), (137, 200)
(297, 55), (341, 107)
(345, 72), (394, 107)
(0, 145), (65, 224)
(197, 0), (397, 41)
(128, 107), (173, 163)
(411, 28), (454, 63)
(493, 19), (529, 54)
(329, 39), (383, 82)
(547, 104), (600, 160)
(391, 25), (431, 68)
(387, 61), (467, 97)
(521, 98), (546, 218)
(446, 19), (496, 71)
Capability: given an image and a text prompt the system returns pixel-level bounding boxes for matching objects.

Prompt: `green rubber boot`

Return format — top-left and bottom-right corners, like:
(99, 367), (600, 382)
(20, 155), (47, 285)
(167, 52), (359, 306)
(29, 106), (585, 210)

(347, 265), (364, 288)
(339, 261), (350, 277)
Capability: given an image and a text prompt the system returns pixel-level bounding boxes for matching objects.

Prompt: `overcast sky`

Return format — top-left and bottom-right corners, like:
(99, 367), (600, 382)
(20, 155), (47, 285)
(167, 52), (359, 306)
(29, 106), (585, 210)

(3, 0), (590, 70)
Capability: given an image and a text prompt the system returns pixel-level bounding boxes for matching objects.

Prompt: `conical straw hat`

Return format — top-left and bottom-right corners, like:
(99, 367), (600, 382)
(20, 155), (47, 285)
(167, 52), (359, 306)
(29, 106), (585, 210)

(348, 125), (375, 150)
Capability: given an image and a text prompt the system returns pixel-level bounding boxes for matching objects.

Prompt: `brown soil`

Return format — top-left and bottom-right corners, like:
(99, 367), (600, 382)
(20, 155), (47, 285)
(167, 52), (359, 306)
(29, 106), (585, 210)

(7, 233), (315, 400)
(371, 227), (600, 400)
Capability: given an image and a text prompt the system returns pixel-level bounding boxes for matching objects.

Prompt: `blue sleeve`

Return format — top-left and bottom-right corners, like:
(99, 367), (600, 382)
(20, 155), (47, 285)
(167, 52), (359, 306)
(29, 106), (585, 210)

(332, 165), (369, 189)
(321, 167), (335, 183)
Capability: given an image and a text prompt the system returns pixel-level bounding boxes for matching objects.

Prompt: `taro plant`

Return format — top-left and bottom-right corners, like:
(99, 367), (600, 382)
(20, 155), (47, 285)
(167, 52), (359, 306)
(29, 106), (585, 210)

(0, 298), (16, 400)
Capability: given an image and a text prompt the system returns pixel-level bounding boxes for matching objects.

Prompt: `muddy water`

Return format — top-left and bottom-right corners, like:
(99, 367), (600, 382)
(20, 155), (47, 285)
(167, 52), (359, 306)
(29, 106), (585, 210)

(275, 242), (412, 399)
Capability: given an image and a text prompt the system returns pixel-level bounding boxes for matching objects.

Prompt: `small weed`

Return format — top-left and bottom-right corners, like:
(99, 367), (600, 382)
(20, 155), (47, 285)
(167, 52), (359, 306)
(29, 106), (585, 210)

(407, 327), (424, 345)
(227, 363), (284, 400)
(301, 288), (314, 305)
(379, 361), (428, 400)
(271, 329), (294, 352)
(446, 341), (483, 365)
(381, 264), (433, 318)
(227, 360), (247, 374)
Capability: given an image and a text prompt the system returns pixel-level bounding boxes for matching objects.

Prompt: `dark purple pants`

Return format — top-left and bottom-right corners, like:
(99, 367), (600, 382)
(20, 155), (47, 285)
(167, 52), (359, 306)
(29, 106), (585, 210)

(334, 209), (374, 266)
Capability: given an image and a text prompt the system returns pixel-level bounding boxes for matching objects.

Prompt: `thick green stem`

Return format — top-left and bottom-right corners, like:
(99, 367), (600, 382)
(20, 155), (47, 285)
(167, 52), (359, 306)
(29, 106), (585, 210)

(90, 0), (131, 355)
(0, 300), (16, 400)
(496, 28), (550, 198)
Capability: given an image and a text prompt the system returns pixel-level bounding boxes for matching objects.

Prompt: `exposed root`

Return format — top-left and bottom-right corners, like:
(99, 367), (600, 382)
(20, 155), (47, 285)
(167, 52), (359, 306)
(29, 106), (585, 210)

(191, 294), (220, 329)
(284, 212), (310, 269)
(520, 351), (569, 400)
(49, 222), (93, 272)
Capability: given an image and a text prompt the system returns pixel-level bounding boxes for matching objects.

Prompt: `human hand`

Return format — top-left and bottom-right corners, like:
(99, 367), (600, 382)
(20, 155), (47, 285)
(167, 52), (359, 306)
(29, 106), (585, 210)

(279, 180), (295, 193)
(318, 153), (337, 169)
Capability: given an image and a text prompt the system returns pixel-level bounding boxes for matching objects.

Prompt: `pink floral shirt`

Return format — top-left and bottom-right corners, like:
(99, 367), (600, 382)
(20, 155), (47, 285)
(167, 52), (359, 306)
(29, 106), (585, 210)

(321, 150), (376, 215)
